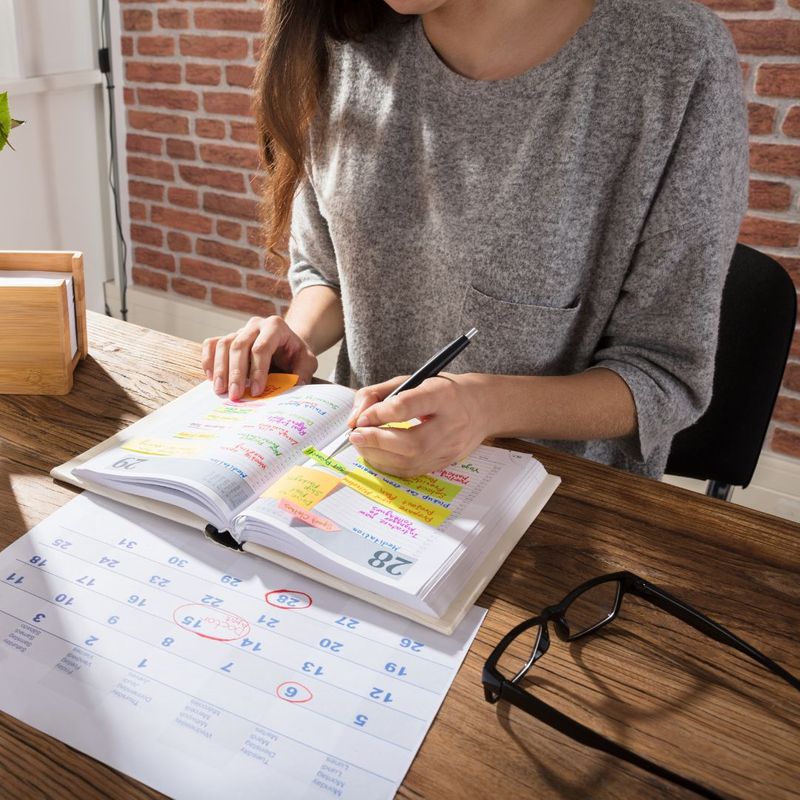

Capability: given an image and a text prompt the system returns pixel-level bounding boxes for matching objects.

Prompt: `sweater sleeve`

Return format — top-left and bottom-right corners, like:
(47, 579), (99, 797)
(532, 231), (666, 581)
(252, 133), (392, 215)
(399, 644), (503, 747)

(591, 29), (748, 464)
(287, 176), (341, 296)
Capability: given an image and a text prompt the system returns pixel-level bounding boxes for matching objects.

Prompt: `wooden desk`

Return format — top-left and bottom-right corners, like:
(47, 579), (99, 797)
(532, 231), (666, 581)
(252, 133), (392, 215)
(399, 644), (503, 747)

(1, 312), (798, 799)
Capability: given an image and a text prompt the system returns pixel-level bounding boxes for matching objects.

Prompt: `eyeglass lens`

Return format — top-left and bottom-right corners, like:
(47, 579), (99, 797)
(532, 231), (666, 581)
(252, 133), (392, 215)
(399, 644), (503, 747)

(497, 623), (543, 685)
(563, 580), (621, 639)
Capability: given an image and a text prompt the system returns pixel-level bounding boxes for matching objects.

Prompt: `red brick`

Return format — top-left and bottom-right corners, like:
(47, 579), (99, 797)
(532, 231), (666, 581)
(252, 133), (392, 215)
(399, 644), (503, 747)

(230, 120), (258, 144)
(166, 138), (196, 160)
(197, 238), (260, 269)
(741, 62), (750, 82)
(756, 64), (800, 98)
(783, 107), (800, 138)
(246, 226), (264, 247)
(137, 36), (175, 57)
(695, 0), (773, 7)
(196, 118), (226, 139)
(203, 92), (253, 117)
(211, 288), (276, 317)
(726, 21), (800, 56)
(172, 277), (207, 300)
(123, 9), (152, 31)
(131, 224), (164, 247)
(199, 143), (259, 170)
(168, 186), (199, 208)
(124, 87), (136, 106)
(186, 63), (221, 85)
(226, 64), (256, 88)
(773, 396), (800, 427)
(138, 87), (199, 111)
(749, 143), (800, 177)
(126, 133), (163, 155)
(194, 8), (263, 32)
(167, 231), (193, 253)
(134, 246), (175, 272)
(738, 216), (800, 248)
(748, 102), (776, 135)
(133, 266), (168, 292)
(246, 273), (292, 301)
(180, 35), (248, 60)
(203, 192), (260, 221)
(179, 164), (245, 192)
(776, 256), (800, 287)
(121, 36), (134, 56)
(128, 156), (174, 181)
(158, 9), (188, 29)
(152, 205), (213, 234)
(217, 220), (242, 241)
(181, 257), (242, 287)
(790, 0), (800, 8)
(784, 362), (800, 393)
(253, 37), (265, 60)
(129, 201), (147, 221)
(748, 180), (792, 210)
(772, 427), (800, 458)
(128, 110), (189, 134)
(126, 61), (181, 84)
(129, 180), (164, 201)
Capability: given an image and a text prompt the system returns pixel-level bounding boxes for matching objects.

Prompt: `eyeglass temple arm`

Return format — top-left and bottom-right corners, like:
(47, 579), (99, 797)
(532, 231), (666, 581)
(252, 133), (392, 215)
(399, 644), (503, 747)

(502, 684), (723, 800)
(636, 582), (800, 691)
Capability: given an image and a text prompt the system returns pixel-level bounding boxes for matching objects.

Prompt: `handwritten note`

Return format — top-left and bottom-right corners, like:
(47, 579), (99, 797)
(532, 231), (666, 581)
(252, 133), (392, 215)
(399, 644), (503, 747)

(264, 466), (342, 510)
(0, 494), (484, 800)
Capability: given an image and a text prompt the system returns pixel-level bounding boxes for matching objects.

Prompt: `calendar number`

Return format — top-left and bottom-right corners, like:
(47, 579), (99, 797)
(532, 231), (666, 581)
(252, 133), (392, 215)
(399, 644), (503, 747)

(335, 615), (359, 629)
(367, 550), (412, 576)
(28, 556), (47, 567)
(52, 538), (72, 550)
(384, 662), (408, 677)
(369, 687), (394, 704)
(319, 638), (343, 653)
(400, 637), (424, 652)
(276, 681), (313, 703)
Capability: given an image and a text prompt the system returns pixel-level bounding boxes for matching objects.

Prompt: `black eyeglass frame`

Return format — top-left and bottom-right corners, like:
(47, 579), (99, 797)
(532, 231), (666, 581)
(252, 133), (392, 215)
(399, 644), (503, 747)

(482, 571), (800, 799)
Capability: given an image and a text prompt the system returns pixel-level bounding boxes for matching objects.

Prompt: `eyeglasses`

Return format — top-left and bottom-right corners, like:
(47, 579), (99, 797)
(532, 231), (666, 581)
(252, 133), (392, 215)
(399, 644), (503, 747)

(482, 571), (800, 800)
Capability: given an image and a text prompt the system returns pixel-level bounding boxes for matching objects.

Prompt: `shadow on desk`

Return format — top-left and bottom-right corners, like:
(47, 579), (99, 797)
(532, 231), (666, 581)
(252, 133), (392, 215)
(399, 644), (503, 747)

(490, 624), (798, 799)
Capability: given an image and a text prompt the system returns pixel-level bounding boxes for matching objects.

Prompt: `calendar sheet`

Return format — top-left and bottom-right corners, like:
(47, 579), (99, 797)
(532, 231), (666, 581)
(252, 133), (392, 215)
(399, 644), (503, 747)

(0, 493), (484, 799)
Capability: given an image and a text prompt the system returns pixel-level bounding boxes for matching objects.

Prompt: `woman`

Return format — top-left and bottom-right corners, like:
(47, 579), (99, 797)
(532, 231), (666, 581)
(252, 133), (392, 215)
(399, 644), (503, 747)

(202, 0), (748, 479)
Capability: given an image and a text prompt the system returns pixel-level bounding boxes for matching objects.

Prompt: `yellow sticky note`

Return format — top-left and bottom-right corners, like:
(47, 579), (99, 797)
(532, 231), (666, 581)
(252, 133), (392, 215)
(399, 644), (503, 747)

(342, 471), (451, 527)
(355, 459), (463, 503)
(264, 466), (341, 509)
(122, 437), (207, 458)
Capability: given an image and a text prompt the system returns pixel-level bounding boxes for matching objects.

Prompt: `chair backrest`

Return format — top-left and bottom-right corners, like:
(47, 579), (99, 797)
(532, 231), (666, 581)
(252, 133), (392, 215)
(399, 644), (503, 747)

(665, 244), (797, 489)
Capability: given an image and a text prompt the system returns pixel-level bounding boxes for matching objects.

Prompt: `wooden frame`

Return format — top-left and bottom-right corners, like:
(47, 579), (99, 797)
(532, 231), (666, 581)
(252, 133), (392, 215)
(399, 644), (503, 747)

(0, 250), (88, 395)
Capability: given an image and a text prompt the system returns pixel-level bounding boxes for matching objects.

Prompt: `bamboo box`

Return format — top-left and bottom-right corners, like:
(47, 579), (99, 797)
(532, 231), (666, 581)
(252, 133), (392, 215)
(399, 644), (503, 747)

(0, 251), (88, 395)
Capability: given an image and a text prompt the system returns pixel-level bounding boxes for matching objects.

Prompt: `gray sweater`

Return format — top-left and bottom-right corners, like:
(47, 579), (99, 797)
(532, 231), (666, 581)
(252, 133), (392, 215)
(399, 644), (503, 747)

(288, 0), (749, 477)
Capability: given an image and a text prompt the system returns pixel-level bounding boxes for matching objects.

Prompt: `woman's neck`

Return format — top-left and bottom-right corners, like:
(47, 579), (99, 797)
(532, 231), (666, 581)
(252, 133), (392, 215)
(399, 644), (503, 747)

(422, 0), (595, 80)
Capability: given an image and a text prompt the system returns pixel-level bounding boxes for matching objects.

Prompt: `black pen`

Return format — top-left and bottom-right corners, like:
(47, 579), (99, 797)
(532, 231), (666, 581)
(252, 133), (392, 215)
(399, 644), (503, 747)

(327, 328), (478, 460)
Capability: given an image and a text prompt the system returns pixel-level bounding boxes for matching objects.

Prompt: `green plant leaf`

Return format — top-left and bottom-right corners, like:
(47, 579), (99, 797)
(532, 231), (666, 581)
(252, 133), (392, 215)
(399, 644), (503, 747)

(0, 92), (10, 152)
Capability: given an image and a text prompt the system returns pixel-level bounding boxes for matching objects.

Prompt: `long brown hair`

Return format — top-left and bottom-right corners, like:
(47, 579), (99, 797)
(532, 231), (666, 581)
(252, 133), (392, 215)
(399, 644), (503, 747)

(255, 1), (397, 263)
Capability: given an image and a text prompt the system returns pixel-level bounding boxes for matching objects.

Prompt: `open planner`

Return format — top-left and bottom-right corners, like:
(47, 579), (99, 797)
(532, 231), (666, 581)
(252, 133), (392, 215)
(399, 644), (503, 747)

(53, 375), (559, 633)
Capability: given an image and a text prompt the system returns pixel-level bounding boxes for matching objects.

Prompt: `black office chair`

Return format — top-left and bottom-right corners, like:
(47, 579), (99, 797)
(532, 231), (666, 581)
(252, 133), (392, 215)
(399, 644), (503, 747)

(665, 244), (797, 501)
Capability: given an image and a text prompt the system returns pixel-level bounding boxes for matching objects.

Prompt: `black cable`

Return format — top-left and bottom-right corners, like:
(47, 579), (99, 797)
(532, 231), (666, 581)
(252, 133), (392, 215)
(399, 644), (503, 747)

(100, 0), (128, 320)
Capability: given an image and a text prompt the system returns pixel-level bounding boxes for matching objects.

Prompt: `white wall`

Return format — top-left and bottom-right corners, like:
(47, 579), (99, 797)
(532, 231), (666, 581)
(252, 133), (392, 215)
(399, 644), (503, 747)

(0, 0), (117, 313)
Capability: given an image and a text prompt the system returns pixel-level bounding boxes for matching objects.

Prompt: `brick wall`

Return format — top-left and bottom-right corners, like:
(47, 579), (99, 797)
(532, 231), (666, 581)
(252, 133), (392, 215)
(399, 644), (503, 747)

(121, 0), (289, 318)
(119, 0), (800, 460)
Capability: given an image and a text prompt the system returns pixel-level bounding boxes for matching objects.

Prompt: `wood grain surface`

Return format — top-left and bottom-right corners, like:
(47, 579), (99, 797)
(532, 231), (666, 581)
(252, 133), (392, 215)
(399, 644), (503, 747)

(1, 312), (798, 800)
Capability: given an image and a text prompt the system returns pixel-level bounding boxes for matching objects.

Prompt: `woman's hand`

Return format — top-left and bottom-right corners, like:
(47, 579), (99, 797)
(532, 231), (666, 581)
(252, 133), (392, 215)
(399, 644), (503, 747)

(346, 373), (494, 477)
(201, 316), (318, 401)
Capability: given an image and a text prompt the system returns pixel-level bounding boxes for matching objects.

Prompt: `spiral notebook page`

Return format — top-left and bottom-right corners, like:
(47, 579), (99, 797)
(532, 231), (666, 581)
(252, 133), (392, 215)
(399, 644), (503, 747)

(0, 493), (484, 800)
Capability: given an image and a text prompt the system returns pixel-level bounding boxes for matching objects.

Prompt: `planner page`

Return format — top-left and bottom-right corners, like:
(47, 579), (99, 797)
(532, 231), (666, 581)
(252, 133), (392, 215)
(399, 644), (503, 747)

(75, 378), (355, 528)
(0, 494), (484, 800)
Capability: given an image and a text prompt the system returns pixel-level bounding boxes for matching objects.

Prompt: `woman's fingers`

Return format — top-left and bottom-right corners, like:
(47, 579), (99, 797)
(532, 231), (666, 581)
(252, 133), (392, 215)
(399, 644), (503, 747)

(347, 375), (409, 427)
(204, 316), (318, 399)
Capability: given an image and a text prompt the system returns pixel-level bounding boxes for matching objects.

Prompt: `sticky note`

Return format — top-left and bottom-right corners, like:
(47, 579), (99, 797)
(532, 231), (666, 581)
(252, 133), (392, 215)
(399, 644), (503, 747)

(121, 437), (207, 458)
(303, 446), (349, 475)
(278, 498), (340, 532)
(264, 466), (341, 509)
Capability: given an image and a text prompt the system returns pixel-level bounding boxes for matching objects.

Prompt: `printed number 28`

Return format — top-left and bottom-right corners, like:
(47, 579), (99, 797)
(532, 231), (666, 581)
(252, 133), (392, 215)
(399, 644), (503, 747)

(367, 550), (412, 576)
